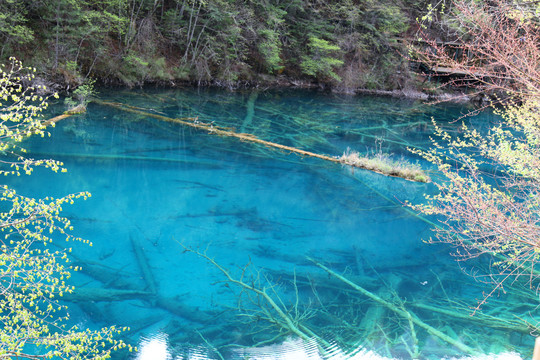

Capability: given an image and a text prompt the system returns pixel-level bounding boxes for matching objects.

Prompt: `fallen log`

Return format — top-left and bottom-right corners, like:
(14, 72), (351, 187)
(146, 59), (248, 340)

(410, 302), (529, 334)
(130, 234), (158, 296)
(241, 90), (258, 132)
(93, 99), (429, 182)
(60, 287), (153, 302)
(309, 257), (478, 356)
(42, 104), (86, 126)
(43, 113), (72, 126)
(182, 246), (333, 354)
(72, 260), (142, 291)
(155, 296), (214, 324)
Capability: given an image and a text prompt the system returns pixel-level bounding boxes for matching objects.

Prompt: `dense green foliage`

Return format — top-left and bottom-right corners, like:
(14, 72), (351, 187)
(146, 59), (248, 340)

(0, 0), (419, 90)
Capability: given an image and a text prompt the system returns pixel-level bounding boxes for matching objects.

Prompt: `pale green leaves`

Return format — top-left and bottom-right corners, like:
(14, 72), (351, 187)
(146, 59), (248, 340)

(0, 59), (127, 359)
(300, 37), (344, 82)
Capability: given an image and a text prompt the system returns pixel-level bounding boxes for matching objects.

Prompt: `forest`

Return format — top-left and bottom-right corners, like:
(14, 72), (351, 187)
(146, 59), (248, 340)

(0, 0), (438, 92)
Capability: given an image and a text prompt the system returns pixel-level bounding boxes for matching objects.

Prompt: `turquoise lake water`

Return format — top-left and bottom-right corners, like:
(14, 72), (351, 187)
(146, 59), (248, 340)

(13, 88), (536, 359)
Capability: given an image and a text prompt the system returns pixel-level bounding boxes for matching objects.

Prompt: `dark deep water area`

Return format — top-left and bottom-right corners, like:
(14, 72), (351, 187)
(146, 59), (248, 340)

(12, 88), (535, 359)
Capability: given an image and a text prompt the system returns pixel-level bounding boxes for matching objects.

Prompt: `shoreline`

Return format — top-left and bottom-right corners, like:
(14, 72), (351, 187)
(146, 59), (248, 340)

(34, 73), (473, 104)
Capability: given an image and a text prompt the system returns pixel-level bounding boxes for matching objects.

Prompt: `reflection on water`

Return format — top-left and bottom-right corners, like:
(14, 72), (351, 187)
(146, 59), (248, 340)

(13, 88), (537, 359)
(136, 333), (170, 360)
(135, 335), (522, 360)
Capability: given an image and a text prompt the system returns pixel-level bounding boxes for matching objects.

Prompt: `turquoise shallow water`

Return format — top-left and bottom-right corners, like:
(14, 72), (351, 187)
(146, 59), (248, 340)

(12, 88), (535, 359)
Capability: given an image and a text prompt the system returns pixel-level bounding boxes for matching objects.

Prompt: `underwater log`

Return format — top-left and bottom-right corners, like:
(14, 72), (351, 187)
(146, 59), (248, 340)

(410, 302), (530, 334)
(155, 296), (213, 324)
(309, 257), (478, 355)
(130, 234), (158, 295)
(42, 104), (87, 127)
(182, 246), (332, 351)
(241, 90), (259, 133)
(60, 287), (153, 302)
(73, 260), (142, 290)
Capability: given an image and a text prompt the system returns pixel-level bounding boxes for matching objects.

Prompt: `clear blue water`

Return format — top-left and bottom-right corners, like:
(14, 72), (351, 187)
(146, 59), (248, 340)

(13, 88), (534, 359)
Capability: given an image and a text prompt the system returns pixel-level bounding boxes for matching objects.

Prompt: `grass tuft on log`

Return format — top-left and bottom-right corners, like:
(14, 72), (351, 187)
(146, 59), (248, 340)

(339, 147), (430, 183)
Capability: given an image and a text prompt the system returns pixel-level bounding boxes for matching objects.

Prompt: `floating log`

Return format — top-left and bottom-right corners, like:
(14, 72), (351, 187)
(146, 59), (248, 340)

(130, 234), (158, 296)
(93, 99), (429, 182)
(42, 104), (86, 127)
(43, 113), (73, 126)
(94, 100), (340, 162)
(24, 111), (76, 138)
